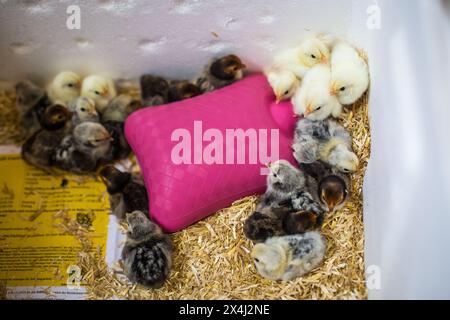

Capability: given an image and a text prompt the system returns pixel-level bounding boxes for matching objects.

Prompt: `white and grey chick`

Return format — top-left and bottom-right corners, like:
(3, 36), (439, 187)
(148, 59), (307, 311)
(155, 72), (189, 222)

(121, 210), (173, 289)
(68, 96), (99, 126)
(292, 118), (359, 173)
(258, 160), (323, 215)
(251, 231), (326, 281)
(53, 122), (113, 173)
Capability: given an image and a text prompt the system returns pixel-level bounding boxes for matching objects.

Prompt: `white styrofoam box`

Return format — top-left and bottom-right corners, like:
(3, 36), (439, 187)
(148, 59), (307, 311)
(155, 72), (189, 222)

(1, 0), (450, 299)
(0, 0), (356, 83)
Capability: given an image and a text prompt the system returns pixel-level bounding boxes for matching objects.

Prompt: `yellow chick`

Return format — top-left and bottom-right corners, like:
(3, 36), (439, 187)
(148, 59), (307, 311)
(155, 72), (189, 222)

(81, 75), (117, 113)
(47, 71), (81, 105)
(330, 41), (369, 105)
(291, 64), (342, 120)
(272, 35), (331, 79)
(265, 67), (300, 103)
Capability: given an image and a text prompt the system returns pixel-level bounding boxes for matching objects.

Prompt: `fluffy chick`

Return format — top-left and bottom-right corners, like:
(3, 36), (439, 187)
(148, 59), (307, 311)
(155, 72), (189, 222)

(101, 94), (141, 123)
(140, 75), (170, 106)
(258, 160), (323, 215)
(273, 35), (330, 79)
(300, 161), (350, 213)
(47, 71), (81, 105)
(68, 96), (99, 125)
(15, 80), (46, 137)
(251, 231), (326, 281)
(330, 41), (369, 105)
(292, 118), (359, 172)
(291, 64), (342, 120)
(53, 122), (113, 173)
(99, 165), (149, 218)
(167, 80), (201, 102)
(21, 104), (72, 171)
(244, 206), (323, 243)
(121, 210), (172, 289)
(196, 54), (246, 92)
(265, 68), (300, 102)
(81, 75), (117, 113)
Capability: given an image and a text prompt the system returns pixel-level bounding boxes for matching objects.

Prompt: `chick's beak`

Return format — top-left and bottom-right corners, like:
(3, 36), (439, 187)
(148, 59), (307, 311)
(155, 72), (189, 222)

(304, 104), (312, 116)
(266, 162), (272, 168)
(321, 54), (328, 64)
(330, 83), (338, 96)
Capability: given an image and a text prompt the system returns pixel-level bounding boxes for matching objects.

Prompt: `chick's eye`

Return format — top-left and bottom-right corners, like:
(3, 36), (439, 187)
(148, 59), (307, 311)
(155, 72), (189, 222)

(94, 91), (101, 95)
(316, 106), (322, 111)
(284, 90), (289, 95)
(311, 54), (317, 59)
(67, 83), (74, 88)
(80, 107), (86, 112)
(254, 258), (260, 263)
(340, 87), (346, 91)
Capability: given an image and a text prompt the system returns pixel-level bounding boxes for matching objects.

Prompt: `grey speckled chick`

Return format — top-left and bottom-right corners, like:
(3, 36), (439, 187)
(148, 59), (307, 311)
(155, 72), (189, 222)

(53, 122), (113, 173)
(251, 231), (326, 281)
(196, 54), (246, 92)
(121, 210), (173, 289)
(99, 165), (149, 219)
(292, 118), (359, 173)
(140, 75), (170, 107)
(258, 160), (323, 215)
(68, 96), (99, 126)
(21, 104), (72, 171)
(15, 80), (47, 137)
(244, 206), (323, 243)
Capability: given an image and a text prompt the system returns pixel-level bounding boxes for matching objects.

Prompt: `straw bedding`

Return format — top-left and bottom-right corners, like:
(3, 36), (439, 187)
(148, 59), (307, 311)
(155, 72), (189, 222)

(0, 63), (370, 300)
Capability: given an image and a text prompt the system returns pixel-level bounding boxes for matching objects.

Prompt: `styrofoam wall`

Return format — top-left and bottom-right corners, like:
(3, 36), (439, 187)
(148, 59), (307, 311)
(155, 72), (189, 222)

(2, 0), (450, 299)
(0, 0), (357, 84)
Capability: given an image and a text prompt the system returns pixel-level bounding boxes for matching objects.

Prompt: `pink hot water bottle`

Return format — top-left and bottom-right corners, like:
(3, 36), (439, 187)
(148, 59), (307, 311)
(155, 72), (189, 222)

(125, 73), (297, 232)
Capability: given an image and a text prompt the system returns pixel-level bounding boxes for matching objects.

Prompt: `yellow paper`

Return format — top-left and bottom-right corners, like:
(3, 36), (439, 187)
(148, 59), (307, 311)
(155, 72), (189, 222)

(0, 154), (109, 288)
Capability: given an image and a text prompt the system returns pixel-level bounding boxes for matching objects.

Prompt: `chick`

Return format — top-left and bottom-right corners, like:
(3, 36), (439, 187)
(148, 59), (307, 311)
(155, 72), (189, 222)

(140, 74), (169, 106)
(101, 94), (141, 123)
(244, 206), (323, 243)
(330, 41), (369, 105)
(265, 68), (300, 102)
(68, 96), (99, 126)
(47, 71), (81, 105)
(251, 231), (326, 281)
(300, 161), (350, 213)
(21, 104), (72, 171)
(196, 54), (246, 92)
(121, 210), (173, 289)
(272, 35), (330, 79)
(53, 122), (113, 173)
(291, 64), (342, 120)
(100, 95), (139, 160)
(258, 160), (322, 215)
(15, 80), (46, 137)
(167, 80), (201, 102)
(292, 118), (359, 172)
(81, 75), (117, 113)
(99, 165), (149, 218)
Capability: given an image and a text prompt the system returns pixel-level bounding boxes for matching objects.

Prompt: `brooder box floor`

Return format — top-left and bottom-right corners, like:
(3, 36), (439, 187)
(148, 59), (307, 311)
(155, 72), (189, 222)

(0, 77), (370, 300)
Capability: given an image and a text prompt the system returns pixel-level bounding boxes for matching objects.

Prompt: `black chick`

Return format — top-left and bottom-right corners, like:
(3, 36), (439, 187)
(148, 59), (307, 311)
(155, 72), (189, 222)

(15, 80), (50, 138)
(121, 210), (173, 289)
(196, 54), (246, 92)
(167, 80), (201, 102)
(300, 161), (350, 212)
(99, 165), (149, 219)
(140, 74), (170, 106)
(21, 104), (72, 171)
(243, 206), (323, 243)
